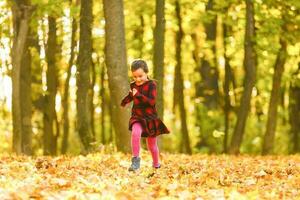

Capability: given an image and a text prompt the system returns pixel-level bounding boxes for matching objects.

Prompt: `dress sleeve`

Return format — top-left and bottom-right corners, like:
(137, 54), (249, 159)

(120, 91), (133, 107)
(135, 81), (156, 106)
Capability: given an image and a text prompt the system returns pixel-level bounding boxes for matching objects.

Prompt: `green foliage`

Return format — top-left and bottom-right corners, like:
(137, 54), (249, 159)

(194, 103), (225, 154)
(124, 0), (155, 62)
(31, 0), (66, 19)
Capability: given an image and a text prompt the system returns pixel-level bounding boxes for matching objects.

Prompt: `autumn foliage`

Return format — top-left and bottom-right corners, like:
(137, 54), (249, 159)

(0, 150), (299, 199)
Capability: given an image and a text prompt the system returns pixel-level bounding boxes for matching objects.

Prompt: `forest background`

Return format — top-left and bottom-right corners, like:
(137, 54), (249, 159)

(0, 0), (299, 156)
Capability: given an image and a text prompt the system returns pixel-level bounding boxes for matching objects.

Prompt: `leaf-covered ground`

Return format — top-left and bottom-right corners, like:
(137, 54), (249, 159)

(0, 149), (299, 199)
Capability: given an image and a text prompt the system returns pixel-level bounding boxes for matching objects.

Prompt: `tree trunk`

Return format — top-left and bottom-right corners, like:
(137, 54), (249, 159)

(229, 0), (256, 154)
(222, 6), (237, 153)
(61, 8), (77, 154)
(44, 16), (58, 155)
(103, 0), (131, 152)
(289, 64), (300, 153)
(77, 0), (93, 153)
(195, 0), (219, 110)
(30, 13), (44, 153)
(132, 14), (145, 58)
(192, 0), (220, 153)
(11, 2), (31, 155)
(90, 53), (96, 142)
(262, 39), (287, 155)
(100, 61), (106, 144)
(20, 25), (32, 155)
(223, 21), (231, 154)
(138, 15), (145, 58)
(174, 0), (192, 154)
(153, 0), (165, 120)
(108, 99), (114, 144)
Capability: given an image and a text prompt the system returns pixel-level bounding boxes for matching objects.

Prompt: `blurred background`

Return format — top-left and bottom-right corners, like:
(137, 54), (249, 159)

(0, 0), (299, 156)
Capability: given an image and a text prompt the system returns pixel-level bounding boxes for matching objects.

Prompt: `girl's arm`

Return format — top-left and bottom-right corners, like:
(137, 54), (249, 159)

(135, 82), (156, 106)
(121, 90), (133, 107)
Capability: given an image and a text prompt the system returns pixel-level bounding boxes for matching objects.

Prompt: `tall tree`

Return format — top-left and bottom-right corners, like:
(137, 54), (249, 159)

(99, 60), (107, 144)
(11, 0), (32, 154)
(108, 99), (114, 144)
(20, 24), (33, 155)
(61, 0), (78, 154)
(229, 0), (257, 154)
(76, 0), (94, 153)
(153, 0), (165, 119)
(195, 0), (219, 110)
(223, 20), (232, 154)
(222, 4), (237, 153)
(289, 63), (300, 153)
(103, 0), (131, 152)
(90, 50), (96, 142)
(137, 15), (145, 58)
(43, 16), (58, 155)
(262, 38), (287, 155)
(174, 0), (192, 154)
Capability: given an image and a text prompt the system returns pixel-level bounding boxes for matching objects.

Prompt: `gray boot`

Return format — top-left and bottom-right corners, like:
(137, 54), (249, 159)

(153, 163), (161, 169)
(128, 157), (141, 171)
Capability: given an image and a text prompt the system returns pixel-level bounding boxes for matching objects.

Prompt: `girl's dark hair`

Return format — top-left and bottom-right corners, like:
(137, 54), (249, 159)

(131, 59), (149, 73)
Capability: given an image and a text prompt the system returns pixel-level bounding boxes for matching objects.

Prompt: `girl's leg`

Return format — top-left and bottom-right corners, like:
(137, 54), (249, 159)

(146, 136), (160, 167)
(131, 123), (142, 157)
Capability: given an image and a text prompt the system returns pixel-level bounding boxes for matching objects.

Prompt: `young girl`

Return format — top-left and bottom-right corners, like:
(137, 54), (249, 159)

(120, 59), (170, 171)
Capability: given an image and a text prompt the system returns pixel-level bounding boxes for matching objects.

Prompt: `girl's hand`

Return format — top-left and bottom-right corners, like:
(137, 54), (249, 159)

(132, 88), (137, 96)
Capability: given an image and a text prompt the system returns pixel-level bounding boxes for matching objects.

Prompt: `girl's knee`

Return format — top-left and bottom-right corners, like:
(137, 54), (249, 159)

(132, 130), (141, 138)
(132, 123), (142, 136)
(133, 122), (142, 129)
(147, 137), (158, 151)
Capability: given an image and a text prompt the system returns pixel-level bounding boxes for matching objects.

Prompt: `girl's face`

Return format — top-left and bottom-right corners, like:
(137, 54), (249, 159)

(132, 68), (148, 86)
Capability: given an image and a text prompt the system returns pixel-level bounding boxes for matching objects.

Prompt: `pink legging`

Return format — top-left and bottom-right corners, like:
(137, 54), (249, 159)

(131, 122), (160, 167)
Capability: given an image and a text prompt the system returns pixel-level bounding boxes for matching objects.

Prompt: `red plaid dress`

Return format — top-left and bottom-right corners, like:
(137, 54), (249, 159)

(121, 80), (170, 137)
